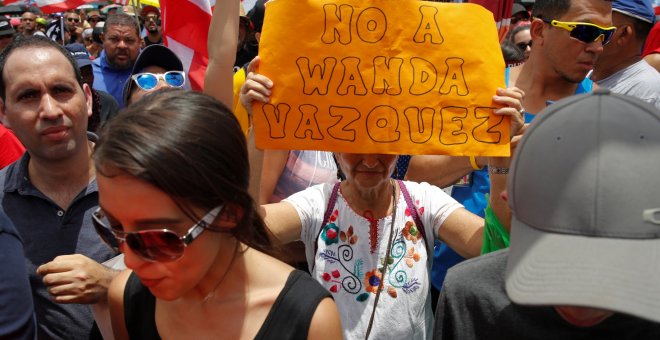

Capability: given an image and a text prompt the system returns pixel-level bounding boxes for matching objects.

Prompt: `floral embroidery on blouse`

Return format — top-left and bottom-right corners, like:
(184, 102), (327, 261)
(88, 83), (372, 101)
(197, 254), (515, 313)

(321, 223), (340, 245)
(321, 209), (340, 245)
(364, 269), (383, 294)
(316, 201), (428, 303)
(340, 225), (358, 244)
(405, 246), (421, 268)
(402, 221), (422, 243)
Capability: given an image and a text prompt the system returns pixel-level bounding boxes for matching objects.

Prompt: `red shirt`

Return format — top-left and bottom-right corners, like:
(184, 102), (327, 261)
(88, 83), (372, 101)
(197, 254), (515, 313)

(0, 124), (25, 169)
(643, 22), (660, 57)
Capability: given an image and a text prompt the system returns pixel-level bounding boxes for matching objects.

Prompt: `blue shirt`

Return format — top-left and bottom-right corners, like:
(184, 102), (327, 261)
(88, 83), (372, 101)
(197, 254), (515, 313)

(92, 50), (133, 109)
(0, 151), (116, 339)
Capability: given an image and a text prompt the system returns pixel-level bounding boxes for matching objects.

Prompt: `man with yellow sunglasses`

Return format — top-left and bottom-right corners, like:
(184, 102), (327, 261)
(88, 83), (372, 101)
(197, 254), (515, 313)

(506, 0), (613, 119)
(590, 0), (660, 110)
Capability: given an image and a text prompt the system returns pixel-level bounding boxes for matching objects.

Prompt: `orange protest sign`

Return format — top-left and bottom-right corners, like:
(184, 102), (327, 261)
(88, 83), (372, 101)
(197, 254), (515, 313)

(255, 0), (508, 156)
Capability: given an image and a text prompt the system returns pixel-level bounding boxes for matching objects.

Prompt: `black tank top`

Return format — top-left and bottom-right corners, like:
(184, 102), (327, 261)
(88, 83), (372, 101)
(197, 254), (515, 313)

(124, 269), (331, 339)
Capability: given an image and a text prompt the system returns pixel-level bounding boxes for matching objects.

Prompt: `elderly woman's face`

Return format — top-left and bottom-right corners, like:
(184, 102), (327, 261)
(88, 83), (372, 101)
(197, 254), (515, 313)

(336, 153), (397, 189)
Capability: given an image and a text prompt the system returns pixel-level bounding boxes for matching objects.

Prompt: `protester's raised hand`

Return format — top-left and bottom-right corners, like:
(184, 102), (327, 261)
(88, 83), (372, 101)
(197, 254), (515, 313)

(492, 87), (525, 139)
(240, 56), (273, 118)
(36, 254), (117, 304)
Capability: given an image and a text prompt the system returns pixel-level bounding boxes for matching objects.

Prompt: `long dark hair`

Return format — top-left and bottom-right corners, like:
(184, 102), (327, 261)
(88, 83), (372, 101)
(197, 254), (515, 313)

(94, 88), (274, 255)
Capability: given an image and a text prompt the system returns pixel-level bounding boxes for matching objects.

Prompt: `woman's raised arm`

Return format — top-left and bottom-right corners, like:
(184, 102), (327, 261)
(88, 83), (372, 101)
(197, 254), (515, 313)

(204, 0), (239, 108)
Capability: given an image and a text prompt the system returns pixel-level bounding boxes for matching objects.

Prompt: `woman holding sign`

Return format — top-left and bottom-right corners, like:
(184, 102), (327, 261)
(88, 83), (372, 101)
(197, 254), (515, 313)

(244, 60), (525, 338)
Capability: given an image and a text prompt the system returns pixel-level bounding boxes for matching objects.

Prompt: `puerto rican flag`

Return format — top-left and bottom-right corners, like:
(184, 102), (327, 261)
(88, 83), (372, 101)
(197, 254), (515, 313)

(162, 0), (216, 91)
(3, 0), (96, 14)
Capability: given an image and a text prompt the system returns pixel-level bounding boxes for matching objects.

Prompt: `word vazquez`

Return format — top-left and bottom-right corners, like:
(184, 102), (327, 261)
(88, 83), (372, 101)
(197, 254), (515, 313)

(260, 104), (506, 145)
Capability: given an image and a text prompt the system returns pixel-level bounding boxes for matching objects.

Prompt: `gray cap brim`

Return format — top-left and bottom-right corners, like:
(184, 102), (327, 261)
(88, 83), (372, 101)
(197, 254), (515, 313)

(505, 216), (660, 323)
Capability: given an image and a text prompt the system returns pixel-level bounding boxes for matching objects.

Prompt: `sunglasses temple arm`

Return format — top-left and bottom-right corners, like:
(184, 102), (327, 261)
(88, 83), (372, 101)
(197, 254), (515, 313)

(182, 205), (224, 243)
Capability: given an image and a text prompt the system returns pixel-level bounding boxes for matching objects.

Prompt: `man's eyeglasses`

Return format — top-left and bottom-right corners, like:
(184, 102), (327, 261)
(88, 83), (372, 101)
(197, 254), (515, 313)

(542, 19), (616, 45)
(145, 15), (159, 22)
(92, 205), (224, 262)
(88, 16), (101, 23)
(67, 17), (80, 23)
(131, 71), (186, 91)
(516, 40), (533, 50)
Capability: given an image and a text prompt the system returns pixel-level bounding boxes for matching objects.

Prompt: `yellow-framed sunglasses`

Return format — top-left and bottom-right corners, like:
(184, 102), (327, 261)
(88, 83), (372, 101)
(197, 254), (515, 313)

(542, 19), (617, 45)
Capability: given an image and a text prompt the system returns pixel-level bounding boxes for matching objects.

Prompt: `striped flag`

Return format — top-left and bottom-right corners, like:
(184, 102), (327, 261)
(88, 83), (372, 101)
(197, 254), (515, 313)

(112, 0), (131, 5)
(161, 0), (215, 91)
(45, 16), (64, 42)
(3, 0), (96, 14)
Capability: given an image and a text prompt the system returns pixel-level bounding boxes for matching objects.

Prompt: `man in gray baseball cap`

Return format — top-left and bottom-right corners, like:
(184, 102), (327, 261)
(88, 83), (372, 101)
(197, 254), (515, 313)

(434, 89), (660, 339)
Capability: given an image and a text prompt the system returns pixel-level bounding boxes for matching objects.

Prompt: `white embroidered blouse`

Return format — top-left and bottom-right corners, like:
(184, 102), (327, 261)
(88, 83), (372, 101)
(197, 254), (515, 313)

(285, 181), (462, 339)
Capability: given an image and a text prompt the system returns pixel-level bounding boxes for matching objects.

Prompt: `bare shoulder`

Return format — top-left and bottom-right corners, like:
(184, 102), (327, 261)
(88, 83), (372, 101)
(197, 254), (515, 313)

(108, 269), (132, 340)
(307, 297), (342, 340)
(247, 249), (296, 287)
(243, 249), (342, 339)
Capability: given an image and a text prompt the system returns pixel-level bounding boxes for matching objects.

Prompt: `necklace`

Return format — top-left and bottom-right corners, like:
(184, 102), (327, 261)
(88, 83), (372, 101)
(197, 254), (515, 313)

(363, 180), (397, 254)
(365, 179), (398, 338)
(202, 240), (240, 303)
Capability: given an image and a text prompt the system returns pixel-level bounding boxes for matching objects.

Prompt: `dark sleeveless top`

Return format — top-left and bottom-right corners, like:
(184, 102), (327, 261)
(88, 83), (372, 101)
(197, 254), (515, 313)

(124, 269), (331, 339)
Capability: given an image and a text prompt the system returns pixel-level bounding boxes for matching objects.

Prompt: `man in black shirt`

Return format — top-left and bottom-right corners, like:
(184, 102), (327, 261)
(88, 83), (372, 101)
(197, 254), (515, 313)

(141, 5), (162, 47)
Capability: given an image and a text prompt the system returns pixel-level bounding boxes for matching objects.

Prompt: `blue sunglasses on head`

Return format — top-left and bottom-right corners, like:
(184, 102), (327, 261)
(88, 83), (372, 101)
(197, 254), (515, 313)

(131, 71), (186, 91)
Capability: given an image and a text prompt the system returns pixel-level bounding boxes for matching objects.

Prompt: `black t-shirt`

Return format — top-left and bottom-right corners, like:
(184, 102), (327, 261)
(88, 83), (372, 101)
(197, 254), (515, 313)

(435, 250), (660, 340)
(96, 90), (119, 127)
(144, 36), (163, 47)
(124, 269), (331, 339)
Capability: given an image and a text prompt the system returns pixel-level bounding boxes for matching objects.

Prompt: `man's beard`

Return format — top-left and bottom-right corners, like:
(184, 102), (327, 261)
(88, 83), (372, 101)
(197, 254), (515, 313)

(107, 57), (134, 70)
(147, 27), (159, 34)
(552, 63), (587, 84)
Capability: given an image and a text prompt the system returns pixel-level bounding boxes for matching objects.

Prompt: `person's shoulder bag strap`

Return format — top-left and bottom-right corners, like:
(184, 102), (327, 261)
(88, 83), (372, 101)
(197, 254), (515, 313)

(311, 181), (341, 272)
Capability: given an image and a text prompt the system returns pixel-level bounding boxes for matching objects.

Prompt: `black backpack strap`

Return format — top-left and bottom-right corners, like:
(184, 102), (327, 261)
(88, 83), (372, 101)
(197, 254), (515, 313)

(312, 182), (341, 271)
(397, 180), (428, 247)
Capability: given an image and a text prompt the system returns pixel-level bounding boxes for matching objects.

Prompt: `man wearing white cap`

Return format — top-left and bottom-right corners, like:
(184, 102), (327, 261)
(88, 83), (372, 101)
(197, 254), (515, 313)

(434, 89), (660, 339)
(590, 0), (660, 109)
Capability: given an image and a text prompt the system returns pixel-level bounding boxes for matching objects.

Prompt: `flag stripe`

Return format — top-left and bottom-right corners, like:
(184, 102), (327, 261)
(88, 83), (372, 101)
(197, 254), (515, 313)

(6, 0), (100, 14)
(162, 0), (212, 91)
(162, 0), (210, 54)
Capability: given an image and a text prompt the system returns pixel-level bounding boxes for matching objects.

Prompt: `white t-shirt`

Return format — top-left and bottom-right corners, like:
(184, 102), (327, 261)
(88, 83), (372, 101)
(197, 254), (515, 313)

(285, 181), (462, 339)
(594, 60), (660, 110)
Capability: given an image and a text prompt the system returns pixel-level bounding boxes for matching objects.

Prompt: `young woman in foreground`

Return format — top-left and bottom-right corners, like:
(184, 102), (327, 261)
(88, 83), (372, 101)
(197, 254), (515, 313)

(94, 89), (342, 339)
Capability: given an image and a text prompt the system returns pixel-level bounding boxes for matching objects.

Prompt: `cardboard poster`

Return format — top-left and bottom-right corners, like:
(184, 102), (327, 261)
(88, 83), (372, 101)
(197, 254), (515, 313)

(255, 0), (508, 156)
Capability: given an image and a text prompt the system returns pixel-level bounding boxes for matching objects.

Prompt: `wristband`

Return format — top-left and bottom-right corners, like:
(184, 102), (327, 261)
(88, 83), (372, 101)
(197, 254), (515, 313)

(489, 166), (509, 175)
(469, 156), (483, 170)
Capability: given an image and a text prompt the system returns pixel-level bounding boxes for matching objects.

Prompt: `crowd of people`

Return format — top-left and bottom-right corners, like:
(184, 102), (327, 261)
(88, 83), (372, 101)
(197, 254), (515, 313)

(0, 0), (659, 339)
